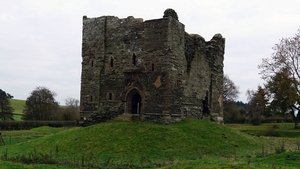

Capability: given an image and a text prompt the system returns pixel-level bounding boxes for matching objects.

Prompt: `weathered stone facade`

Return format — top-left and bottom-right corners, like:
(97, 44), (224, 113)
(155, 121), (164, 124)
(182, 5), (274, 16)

(80, 9), (225, 123)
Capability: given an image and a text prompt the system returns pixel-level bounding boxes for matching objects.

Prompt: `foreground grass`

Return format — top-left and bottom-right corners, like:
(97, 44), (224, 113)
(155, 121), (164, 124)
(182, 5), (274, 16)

(1, 120), (300, 168)
(166, 151), (300, 169)
(252, 151), (300, 169)
(0, 160), (73, 169)
(1, 120), (258, 168)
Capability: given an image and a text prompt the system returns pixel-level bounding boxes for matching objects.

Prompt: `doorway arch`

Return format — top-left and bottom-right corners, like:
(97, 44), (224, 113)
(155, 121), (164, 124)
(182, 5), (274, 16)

(126, 89), (142, 114)
(131, 92), (141, 114)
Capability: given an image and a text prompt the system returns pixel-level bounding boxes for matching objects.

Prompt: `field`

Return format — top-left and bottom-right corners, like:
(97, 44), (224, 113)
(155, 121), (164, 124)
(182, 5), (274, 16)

(0, 120), (300, 168)
(10, 99), (26, 121)
(228, 123), (300, 138)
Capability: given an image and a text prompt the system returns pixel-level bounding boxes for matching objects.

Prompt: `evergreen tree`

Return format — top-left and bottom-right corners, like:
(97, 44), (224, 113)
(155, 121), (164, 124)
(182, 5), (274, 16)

(0, 89), (14, 121)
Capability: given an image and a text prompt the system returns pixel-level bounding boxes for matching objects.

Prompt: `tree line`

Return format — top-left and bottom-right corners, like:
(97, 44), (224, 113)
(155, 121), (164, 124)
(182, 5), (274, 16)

(0, 87), (79, 121)
(224, 29), (300, 129)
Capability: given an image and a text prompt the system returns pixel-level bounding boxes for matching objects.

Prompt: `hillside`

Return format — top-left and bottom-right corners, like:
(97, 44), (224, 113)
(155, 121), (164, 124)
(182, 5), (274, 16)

(10, 99), (26, 121)
(1, 119), (261, 168)
(1, 120), (300, 168)
(10, 99), (25, 114)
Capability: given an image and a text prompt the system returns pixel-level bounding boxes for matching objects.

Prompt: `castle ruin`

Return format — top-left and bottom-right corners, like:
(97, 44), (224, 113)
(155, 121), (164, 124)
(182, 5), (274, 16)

(80, 9), (225, 123)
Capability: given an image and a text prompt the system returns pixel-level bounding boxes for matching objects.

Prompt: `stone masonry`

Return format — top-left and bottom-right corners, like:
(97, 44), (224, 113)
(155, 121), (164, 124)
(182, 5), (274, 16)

(80, 9), (225, 123)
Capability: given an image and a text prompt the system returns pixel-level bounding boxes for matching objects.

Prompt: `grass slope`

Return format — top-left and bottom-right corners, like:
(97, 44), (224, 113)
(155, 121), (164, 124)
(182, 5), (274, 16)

(1, 126), (71, 145)
(1, 120), (259, 168)
(0, 160), (73, 169)
(2, 120), (300, 168)
(10, 99), (26, 121)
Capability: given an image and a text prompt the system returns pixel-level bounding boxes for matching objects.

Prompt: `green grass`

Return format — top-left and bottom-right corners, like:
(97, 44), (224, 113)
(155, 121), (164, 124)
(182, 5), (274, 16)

(1, 120), (300, 168)
(251, 151), (300, 169)
(1, 126), (72, 145)
(161, 157), (255, 169)
(0, 119), (258, 168)
(0, 160), (73, 169)
(228, 123), (300, 138)
(10, 99), (26, 121)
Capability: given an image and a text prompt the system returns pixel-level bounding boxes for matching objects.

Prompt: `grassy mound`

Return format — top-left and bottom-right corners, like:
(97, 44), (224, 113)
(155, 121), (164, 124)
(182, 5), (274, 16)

(1, 119), (258, 167)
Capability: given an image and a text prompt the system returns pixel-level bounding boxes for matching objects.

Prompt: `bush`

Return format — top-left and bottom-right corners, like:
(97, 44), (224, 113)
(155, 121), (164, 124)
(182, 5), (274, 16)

(264, 128), (279, 137)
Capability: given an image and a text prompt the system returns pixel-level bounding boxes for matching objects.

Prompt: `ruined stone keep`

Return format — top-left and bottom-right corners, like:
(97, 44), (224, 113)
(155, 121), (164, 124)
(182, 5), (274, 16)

(80, 9), (225, 123)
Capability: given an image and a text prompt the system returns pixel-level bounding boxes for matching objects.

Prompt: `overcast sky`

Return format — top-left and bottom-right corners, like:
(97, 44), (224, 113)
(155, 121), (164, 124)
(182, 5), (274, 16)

(0, 0), (299, 104)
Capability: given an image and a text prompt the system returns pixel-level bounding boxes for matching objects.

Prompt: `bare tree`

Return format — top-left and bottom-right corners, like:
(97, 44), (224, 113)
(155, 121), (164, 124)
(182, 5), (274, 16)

(61, 98), (80, 121)
(223, 74), (240, 103)
(65, 98), (79, 108)
(223, 75), (243, 123)
(259, 29), (300, 128)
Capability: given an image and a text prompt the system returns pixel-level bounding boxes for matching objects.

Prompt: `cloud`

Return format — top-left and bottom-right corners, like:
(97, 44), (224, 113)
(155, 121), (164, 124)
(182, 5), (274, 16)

(0, 0), (299, 103)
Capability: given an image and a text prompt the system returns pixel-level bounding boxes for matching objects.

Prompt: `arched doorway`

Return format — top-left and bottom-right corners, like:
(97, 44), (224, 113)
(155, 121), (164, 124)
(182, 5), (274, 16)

(126, 89), (142, 114)
(131, 93), (141, 114)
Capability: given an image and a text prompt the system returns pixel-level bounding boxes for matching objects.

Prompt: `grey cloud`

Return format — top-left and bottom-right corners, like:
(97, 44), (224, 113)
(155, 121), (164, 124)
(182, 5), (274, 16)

(0, 0), (299, 103)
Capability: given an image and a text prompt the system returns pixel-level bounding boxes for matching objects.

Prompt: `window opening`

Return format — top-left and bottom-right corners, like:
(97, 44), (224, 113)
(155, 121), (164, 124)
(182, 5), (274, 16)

(151, 63), (155, 71)
(108, 93), (113, 100)
(110, 58), (114, 67)
(91, 60), (94, 67)
(133, 54), (137, 65)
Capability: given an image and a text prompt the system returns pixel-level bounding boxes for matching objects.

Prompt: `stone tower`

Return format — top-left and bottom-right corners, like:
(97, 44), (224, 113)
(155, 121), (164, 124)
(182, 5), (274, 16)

(80, 9), (225, 123)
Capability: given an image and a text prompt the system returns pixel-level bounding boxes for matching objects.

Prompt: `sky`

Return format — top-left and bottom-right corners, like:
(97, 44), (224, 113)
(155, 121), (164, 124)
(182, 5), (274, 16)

(0, 0), (299, 104)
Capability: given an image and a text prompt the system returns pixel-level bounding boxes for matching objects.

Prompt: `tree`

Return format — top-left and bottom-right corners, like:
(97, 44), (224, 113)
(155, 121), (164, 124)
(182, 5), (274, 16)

(247, 86), (269, 125)
(23, 87), (59, 120)
(0, 89), (14, 121)
(223, 101), (247, 123)
(65, 98), (79, 108)
(61, 98), (80, 121)
(266, 68), (300, 127)
(223, 75), (239, 104)
(259, 29), (300, 128)
(223, 75), (242, 123)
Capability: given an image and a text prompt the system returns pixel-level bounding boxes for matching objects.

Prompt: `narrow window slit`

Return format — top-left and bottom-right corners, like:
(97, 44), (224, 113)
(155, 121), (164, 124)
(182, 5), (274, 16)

(110, 58), (114, 67)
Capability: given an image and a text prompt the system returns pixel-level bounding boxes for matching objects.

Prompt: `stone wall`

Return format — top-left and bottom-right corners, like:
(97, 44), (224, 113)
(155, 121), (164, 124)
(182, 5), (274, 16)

(80, 9), (225, 123)
(182, 33), (225, 121)
(183, 34), (210, 118)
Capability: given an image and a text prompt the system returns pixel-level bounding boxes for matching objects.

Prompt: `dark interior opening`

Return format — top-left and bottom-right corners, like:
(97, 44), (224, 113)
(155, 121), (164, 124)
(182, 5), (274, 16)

(131, 93), (141, 114)
(133, 54), (137, 65)
(110, 58), (114, 67)
(91, 60), (94, 67)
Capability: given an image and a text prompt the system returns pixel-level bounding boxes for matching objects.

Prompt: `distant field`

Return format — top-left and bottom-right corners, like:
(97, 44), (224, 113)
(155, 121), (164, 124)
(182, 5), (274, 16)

(10, 99), (26, 121)
(227, 123), (300, 138)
